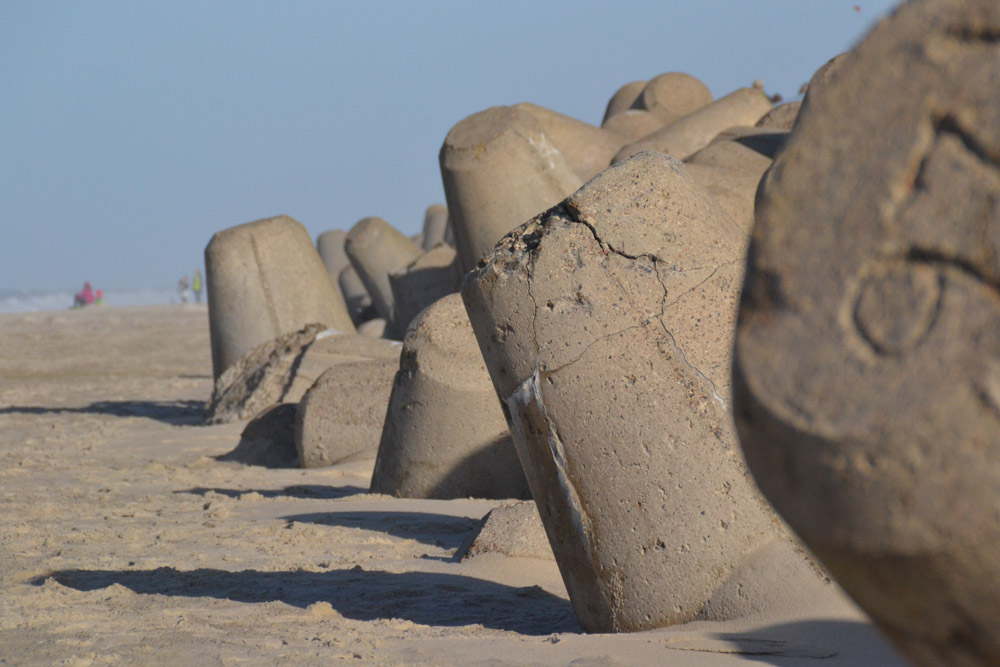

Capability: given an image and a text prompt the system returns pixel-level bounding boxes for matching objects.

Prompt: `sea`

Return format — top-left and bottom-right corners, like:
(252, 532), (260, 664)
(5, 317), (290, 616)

(0, 287), (185, 314)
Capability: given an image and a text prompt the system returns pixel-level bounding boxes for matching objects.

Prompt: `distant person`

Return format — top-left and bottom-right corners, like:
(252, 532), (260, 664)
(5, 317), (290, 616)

(178, 276), (190, 304)
(95, 289), (103, 306)
(191, 269), (203, 304)
(73, 282), (95, 308)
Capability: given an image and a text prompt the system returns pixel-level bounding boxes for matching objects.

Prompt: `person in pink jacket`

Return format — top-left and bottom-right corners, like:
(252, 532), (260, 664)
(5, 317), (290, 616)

(73, 282), (95, 308)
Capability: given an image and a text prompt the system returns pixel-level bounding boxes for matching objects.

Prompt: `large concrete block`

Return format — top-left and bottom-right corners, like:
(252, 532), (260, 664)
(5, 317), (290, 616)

(630, 72), (714, 124)
(338, 265), (377, 325)
(686, 126), (788, 179)
(421, 203), (450, 251)
(514, 102), (625, 182)
(439, 105), (583, 273)
(755, 101), (801, 131)
(733, 2), (1000, 664)
(316, 229), (350, 278)
(371, 293), (529, 500)
(601, 108), (669, 145)
(601, 79), (647, 124)
(463, 152), (783, 633)
(614, 88), (774, 163)
(344, 216), (423, 339)
(683, 164), (762, 235)
(295, 355), (400, 468)
(204, 214), (356, 379)
(388, 243), (462, 334)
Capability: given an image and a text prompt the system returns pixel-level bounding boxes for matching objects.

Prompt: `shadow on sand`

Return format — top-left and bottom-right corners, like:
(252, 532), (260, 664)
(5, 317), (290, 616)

(282, 510), (482, 549)
(0, 399), (205, 425)
(175, 485), (367, 501)
(668, 619), (903, 665)
(32, 566), (578, 635)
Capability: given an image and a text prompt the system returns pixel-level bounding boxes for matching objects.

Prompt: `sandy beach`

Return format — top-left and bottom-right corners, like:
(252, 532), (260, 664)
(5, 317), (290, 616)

(0, 305), (905, 665)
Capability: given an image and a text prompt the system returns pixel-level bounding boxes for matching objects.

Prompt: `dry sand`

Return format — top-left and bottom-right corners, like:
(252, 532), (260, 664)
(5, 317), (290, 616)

(0, 305), (905, 665)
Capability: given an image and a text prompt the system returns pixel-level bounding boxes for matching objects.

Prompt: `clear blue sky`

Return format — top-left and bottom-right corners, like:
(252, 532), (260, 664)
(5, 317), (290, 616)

(2, 1), (898, 291)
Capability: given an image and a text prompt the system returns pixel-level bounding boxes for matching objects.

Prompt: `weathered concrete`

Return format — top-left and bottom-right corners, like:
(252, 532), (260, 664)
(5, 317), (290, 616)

(686, 126), (788, 179)
(733, 2), (1000, 664)
(295, 355), (400, 468)
(463, 152), (781, 634)
(602, 108), (669, 145)
(317, 229), (350, 279)
(204, 323), (328, 424)
(421, 204), (450, 251)
(371, 293), (529, 500)
(456, 501), (553, 561)
(205, 326), (400, 424)
(755, 101), (801, 130)
(388, 243), (462, 335)
(439, 105), (583, 273)
(601, 80), (647, 124)
(357, 318), (387, 339)
(683, 164), (762, 235)
(614, 88), (774, 163)
(515, 102), (625, 182)
(338, 265), (377, 326)
(204, 214), (355, 379)
(631, 72), (713, 124)
(344, 216), (423, 339)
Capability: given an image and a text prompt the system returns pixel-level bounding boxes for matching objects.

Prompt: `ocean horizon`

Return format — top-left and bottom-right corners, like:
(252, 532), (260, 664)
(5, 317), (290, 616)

(0, 286), (189, 314)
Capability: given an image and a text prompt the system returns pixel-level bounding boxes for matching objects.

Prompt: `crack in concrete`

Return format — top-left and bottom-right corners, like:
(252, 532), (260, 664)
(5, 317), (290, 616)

(658, 319), (727, 411)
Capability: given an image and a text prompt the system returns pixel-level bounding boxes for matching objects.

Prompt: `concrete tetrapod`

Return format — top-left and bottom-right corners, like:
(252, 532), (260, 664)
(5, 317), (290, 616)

(462, 152), (781, 633)
(388, 243), (462, 335)
(295, 355), (400, 468)
(601, 80), (647, 124)
(421, 204), (450, 251)
(439, 105), (583, 273)
(204, 214), (355, 379)
(317, 230), (350, 279)
(733, 2), (1000, 665)
(371, 293), (529, 500)
(514, 102), (626, 182)
(614, 88), (774, 163)
(630, 72), (714, 124)
(344, 216), (423, 340)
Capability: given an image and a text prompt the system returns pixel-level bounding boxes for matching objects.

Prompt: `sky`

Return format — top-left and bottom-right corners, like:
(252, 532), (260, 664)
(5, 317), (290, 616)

(1, 0), (900, 292)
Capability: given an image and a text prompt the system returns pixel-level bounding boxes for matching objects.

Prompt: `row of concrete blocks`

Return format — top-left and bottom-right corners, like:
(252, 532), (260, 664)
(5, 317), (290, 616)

(201, 20), (997, 662)
(200, 69), (801, 637)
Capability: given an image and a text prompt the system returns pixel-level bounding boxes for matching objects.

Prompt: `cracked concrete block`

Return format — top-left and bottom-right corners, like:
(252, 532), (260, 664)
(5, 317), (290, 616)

(514, 102), (626, 182)
(388, 243), (462, 335)
(439, 105), (583, 273)
(684, 164), (762, 235)
(463, 151), (783, 633)
(338, 265), (377, 326)
(205, 323), (329, 424)
(317, 230), (350, 279)
(733, 2), (1000, 664)
(686, 126), (788, 180)
(755, 101), (801, 131)
(295, 355), (400, 468)
(602, 108), (670, 145)
(421, 204), (450, 251)
(344, 216), (423, 340)
(371, 293), (529, 500)
(205, 214), (356, 379)
(205, 326), (400, 424)
(631, 72), (714, 124)
(601, 80), (647, 124)
(456, 501), (553, 560)
(614, 88), (774, 163)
